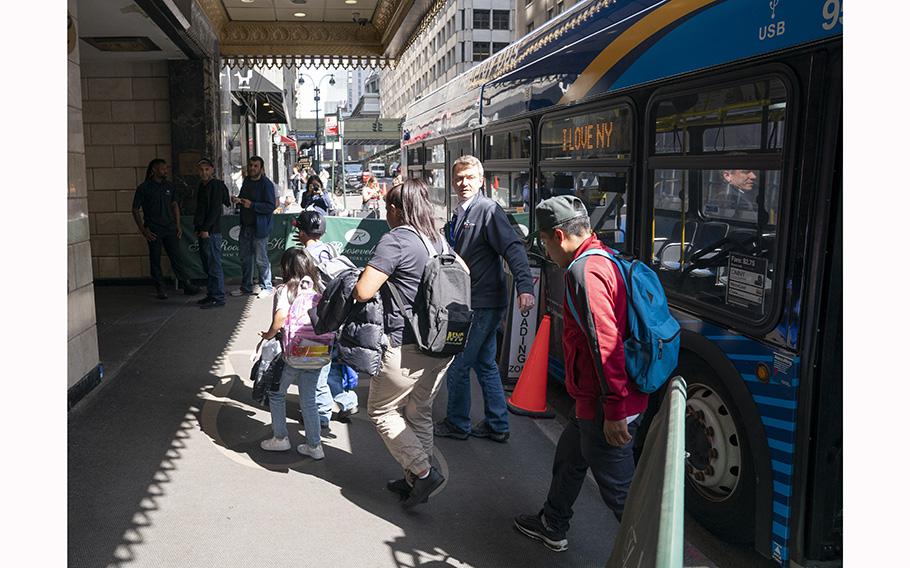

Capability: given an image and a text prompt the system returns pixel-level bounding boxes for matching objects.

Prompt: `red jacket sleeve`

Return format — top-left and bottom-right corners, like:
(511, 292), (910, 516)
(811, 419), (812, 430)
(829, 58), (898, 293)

(583, 262), (633, 420)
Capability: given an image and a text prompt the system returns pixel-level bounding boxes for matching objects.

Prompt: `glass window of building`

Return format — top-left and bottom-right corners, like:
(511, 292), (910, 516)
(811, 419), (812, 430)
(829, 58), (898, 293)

(473, 9), (490, 29)
(492, 10), (510, 30)
(473, 42), (491, 62)
(492, 42), (509, 55)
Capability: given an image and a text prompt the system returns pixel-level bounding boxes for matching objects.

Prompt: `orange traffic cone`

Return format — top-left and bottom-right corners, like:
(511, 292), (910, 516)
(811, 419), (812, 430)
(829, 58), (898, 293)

(507, 314), (556, 418)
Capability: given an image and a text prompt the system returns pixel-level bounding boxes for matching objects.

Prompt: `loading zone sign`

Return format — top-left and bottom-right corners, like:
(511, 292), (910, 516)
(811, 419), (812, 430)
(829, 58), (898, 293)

(726, 253), (767, 312)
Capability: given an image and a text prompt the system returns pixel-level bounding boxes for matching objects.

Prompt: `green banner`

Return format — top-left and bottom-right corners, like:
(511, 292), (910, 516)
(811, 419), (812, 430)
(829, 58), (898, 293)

(178, 214), (391, 282)
(319, 216), (391, 268)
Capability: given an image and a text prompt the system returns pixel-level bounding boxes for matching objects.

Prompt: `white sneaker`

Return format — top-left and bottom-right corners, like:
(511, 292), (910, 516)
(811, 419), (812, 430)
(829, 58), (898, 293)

(260, 437), (291, 451)
(257, 288), (274, 299)
(297, 443), (325, 460)
(230, 288), (253, 297)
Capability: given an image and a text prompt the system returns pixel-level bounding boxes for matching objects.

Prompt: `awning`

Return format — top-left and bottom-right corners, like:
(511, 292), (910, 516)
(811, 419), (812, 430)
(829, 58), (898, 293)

(278, 134), (297, 150)
(230, 67), (290, 124)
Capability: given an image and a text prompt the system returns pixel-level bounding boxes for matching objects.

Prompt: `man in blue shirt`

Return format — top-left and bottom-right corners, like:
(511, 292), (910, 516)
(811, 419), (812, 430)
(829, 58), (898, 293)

(230, 156), (277, 299)
(131, 158), (199, 300)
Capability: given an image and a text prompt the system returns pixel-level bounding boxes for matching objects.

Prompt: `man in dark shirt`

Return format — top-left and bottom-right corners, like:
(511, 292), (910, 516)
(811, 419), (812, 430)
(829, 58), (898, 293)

(193, 158), (230, 309)
(132, 158), (199, 300)
(230, 156), (277, 299)
(435, 155), (536, 443)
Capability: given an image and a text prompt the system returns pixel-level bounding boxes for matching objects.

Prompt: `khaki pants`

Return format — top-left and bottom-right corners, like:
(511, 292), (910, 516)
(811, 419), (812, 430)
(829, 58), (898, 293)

(368, 344), (454, 476)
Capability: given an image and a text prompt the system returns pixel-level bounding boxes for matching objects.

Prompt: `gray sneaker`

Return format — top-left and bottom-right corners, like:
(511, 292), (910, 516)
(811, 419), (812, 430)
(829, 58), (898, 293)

(514, 512), (568, 552)
(434, 419), (469, 440)
(229, 288), (254, 297)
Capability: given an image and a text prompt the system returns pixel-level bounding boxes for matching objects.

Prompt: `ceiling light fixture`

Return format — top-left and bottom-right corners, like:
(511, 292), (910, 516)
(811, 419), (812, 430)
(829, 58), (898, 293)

(294, 12), (306, 17)
(262, 101), (270, 106)
(241, 0), (255, 3)
(345, 0), (357, 4)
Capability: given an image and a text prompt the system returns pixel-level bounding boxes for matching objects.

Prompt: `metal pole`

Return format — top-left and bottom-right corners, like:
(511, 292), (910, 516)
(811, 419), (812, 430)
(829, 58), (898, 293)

(314, 86), (320, 172)
(339, 113), (346, 214)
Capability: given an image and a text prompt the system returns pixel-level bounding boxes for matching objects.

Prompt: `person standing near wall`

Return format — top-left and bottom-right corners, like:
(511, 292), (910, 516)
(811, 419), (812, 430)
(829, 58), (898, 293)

(132, 158), (199, 300)
(194, 158), (230, 309)
(231, 156), (277, 300)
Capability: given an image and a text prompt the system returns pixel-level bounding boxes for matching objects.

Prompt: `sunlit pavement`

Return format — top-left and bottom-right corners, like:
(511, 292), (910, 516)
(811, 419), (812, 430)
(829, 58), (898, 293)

(69, 284), (767, 567)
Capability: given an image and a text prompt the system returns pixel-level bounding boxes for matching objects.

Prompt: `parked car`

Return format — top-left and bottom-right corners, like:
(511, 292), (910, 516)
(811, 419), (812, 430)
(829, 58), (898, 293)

(344, 163), (364, 192)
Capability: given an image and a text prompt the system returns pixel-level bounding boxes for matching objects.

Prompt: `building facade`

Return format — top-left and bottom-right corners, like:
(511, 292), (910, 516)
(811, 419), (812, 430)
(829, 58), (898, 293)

(518, 0), (580, 35)
(381, 0), (517, 121)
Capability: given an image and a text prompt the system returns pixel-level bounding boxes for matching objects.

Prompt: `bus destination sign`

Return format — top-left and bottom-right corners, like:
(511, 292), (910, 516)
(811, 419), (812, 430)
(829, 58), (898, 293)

(540, 104), (631, 160)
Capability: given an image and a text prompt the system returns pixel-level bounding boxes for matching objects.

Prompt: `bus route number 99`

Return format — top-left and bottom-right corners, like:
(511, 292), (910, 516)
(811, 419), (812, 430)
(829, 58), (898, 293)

(822, 0), (843, 31)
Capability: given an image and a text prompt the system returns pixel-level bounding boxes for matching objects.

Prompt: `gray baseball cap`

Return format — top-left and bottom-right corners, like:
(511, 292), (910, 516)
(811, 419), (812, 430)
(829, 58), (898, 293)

(535, 195), (588, 232)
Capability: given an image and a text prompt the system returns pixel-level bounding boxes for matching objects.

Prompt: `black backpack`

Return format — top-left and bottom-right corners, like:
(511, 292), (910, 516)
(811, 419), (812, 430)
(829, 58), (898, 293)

(386, 226), (473, 357)
(250, 335), (284, 407)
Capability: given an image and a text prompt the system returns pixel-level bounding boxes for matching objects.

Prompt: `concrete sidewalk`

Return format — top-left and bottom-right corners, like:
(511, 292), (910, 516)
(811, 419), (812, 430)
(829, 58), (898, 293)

(69, 284), (720, 568)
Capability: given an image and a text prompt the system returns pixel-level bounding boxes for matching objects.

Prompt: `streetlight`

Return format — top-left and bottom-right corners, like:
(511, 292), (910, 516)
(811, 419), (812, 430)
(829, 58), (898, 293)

(297, 72), (336, 172)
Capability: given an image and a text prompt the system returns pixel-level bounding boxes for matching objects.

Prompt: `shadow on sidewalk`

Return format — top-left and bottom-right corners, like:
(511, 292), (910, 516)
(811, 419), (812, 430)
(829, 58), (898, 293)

(69, 285), (616, 568)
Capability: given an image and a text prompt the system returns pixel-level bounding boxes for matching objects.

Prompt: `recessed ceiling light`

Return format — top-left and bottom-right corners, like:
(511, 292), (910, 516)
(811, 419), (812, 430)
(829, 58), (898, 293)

(262, 101), (270, 106)
(241, 0), (254, 3)
(345, 0), (357, 4)
(294, 12), (306, 17)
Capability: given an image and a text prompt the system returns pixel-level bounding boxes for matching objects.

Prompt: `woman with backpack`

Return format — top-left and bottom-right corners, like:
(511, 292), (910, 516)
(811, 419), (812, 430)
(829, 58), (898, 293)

(258, 248), (335, 460)
(352, 179), (454, 509)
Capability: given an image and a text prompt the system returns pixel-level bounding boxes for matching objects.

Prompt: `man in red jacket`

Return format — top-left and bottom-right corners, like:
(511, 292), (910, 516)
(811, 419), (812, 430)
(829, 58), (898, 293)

(514, 195), (648, 552)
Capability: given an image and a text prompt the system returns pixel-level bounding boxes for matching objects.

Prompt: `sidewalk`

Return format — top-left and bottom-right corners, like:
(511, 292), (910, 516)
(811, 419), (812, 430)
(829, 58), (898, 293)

(69, 284), (720, 568)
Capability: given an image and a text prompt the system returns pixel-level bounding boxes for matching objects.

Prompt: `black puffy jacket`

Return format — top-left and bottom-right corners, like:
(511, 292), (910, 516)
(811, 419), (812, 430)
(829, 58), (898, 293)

(312, 269), (387, 376)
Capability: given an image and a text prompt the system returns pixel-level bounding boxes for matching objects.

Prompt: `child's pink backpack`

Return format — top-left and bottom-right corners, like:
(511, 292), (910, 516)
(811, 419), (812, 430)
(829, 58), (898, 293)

(281, 279), (334, 369)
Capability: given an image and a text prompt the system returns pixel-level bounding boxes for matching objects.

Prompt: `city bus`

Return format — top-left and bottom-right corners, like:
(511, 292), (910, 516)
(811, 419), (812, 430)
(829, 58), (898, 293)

(400, 0), (842, 565)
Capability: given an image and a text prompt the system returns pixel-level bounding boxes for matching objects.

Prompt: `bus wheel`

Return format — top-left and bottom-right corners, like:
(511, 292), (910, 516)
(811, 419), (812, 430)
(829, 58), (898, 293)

(684, 372), (756, 544)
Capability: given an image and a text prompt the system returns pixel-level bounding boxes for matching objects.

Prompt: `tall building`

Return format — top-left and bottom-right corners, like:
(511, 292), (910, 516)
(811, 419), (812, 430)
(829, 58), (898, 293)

(347, 67), (369, 113)
(381, 0), (517, 120)
(518, 0), (581, 35)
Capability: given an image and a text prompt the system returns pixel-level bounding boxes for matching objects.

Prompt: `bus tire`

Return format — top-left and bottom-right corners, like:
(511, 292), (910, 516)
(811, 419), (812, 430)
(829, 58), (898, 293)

(682, 362), (756, 544)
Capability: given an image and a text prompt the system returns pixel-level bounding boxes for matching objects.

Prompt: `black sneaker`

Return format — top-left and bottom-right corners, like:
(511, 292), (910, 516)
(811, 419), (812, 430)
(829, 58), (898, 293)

(514, 512), (568, 552)
(470, 421), (510, 443)
(386, 471), (416, 500)
(434, 419), (469, 440)
(196, 296), (215, 305)
(199, 300), (225, 309)
(182, 283), (201, 296)
(155, 286), (168, 300)
(402, 467), (444, 509)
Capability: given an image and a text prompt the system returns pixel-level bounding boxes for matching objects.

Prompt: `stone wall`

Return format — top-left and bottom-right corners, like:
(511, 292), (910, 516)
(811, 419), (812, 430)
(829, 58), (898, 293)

(82, 60), (174, 280)
(68, 1), (100, 390)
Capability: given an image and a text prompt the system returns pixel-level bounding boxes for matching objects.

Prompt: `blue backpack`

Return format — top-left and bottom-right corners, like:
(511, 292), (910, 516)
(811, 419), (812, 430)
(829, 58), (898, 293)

(564, 248), (680, 394)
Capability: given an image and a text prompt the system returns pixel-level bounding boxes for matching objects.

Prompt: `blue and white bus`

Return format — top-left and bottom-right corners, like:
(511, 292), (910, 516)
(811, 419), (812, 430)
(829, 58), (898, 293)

(401, 0), (842, 565)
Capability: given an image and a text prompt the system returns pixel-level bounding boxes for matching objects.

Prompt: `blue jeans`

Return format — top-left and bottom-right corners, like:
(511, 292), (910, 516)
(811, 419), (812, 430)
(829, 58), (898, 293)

(268, 363), (324, 447)
(444, 306), (509, 433)
(316, 363), (359, 424)
(197, 234), (225, 301)
(238, 225), (272, 292)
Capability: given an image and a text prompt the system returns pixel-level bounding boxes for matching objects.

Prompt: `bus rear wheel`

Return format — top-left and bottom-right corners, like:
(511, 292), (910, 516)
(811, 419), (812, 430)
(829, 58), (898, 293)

(684, 369), (756, 544)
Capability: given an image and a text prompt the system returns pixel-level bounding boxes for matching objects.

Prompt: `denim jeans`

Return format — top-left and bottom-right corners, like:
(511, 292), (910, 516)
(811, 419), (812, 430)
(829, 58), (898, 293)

(267, 362), (324, 447)
(197, 234), (225, 301)
(542, 413), (642, 531)
(238, 225), (272, 292)
(147, 231), (190, 286)
(316, 363), (359, 424)
(444, 306), (509, 433)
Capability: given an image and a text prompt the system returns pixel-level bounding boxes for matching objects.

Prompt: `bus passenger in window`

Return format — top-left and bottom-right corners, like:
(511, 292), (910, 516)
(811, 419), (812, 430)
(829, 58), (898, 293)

(435, 155), (536, 443)
(704, 169), (759, 222)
